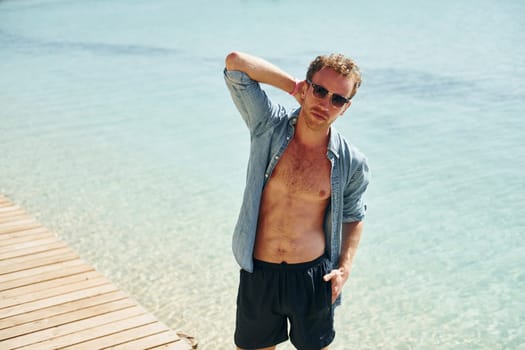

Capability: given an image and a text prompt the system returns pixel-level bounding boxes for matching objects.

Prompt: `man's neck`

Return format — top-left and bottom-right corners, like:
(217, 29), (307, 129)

(294, 115), (330, 149)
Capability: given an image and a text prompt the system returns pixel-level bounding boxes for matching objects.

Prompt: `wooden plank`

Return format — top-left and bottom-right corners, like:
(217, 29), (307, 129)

(0, 208), (26, 215)
(0, 298), (137, 340)
(0, 200), (13, 208)
(0, 283), (118, 319)
(0, 219), (40, 234)
(0, 238), (68, 260)
(0, 209), (29, 217)
(0, 306), (149, 349)
(0, 260), (91, 291)
(149, 339), (195, 350)
(0, 275), (109, 309)
(58, 321), (171, 350)
(0, 239), (68, 260)
(0, 248), (78, 275)
(0, 195), (192, 350)
(0, 223), (42, 236)
(0, 212), (28, 223)
(0, 226), (49, 238)
(0, 258), (84, 284)
(0, 246), (73, 269)
(0, 290), (127, 330)
(1, 270), (103, 300)
(12, 313), (159, 350)
(0, 228), (53, 247)
(105, 331), (182, 350)
(0, 212), (29, 223)
(0, 235), (60, 253)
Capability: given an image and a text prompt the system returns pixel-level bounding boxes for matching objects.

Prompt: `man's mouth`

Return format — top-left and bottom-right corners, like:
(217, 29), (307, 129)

(311, 109), (328, 121)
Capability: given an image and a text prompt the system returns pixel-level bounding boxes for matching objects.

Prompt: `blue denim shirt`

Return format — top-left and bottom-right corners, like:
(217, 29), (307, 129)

(224, 69), (370, 278)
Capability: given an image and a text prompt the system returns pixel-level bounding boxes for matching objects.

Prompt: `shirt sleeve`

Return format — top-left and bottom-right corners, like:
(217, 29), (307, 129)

(342, 156), (370, 222)
(223, 69), (287, 135)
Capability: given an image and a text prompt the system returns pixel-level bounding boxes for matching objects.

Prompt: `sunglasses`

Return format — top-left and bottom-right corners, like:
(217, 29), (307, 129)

(307, 80), (351, 108)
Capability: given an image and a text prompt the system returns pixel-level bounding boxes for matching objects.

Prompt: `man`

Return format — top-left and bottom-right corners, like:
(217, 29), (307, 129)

(224, 51), (370, 350)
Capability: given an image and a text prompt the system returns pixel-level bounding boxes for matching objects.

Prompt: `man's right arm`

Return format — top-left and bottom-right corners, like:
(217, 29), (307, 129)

(225, 51), (299, 96)
(224, 52), (301, 132)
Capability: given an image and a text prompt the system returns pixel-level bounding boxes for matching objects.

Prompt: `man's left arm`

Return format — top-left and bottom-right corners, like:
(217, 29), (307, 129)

(323, 221), (364, 304)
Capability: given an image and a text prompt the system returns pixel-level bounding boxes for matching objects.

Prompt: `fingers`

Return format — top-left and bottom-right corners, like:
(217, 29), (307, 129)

(323, 270), (336, 282)
(323, 268), (343, 282)
(323, 269), (345, 304)
(331, 283), (340, 304)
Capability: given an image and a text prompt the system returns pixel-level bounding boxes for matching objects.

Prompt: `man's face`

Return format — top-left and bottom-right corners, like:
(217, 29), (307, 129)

(301, 67), (355, 131)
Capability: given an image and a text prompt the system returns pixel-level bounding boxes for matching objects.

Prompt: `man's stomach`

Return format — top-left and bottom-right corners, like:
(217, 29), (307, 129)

(253, 225), (326, 264)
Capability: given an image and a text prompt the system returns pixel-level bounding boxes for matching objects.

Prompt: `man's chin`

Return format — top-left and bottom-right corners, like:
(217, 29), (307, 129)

(304, 117), (329, 132)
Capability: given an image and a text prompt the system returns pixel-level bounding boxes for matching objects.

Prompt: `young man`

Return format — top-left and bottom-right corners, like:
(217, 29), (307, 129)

(224, 51), (370, 350)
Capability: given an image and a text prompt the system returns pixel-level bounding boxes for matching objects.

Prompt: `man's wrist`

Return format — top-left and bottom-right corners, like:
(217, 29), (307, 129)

(289, 79), (300, 96)
(338, 263), (352, 280)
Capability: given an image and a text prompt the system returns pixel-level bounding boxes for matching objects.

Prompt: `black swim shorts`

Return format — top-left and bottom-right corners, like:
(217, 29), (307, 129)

(235, 255), (335, 350)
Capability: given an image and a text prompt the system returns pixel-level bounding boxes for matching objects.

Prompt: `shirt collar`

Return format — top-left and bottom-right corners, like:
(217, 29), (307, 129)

(327, 127), (341, 159)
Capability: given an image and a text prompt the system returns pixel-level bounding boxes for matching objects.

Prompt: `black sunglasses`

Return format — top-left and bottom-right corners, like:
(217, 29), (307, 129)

(307, 80), (351, 108)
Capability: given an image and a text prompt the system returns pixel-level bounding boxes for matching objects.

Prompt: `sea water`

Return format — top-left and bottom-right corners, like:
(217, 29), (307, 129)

(1, 0), (524, 349)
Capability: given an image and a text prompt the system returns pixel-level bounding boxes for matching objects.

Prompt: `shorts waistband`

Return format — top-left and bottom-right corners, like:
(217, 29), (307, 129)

(253, 254), (328, 271)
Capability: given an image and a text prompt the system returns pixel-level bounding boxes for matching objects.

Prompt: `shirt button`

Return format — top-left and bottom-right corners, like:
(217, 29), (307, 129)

(265, 174), (269, 178)
(275, 156), (279, 160)
(286, 136), (290, 140)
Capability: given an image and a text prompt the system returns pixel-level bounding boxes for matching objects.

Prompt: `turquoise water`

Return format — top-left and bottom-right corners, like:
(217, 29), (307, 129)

(1, 0), (524, 349)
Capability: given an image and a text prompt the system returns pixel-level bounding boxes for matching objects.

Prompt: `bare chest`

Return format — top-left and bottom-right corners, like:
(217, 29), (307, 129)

(268, 142), (332, 200)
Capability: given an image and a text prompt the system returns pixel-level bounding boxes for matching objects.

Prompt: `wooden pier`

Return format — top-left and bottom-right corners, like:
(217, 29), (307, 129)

(0, 195), (194, 349)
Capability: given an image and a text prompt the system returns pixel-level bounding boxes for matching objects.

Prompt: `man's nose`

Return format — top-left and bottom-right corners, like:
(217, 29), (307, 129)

(319, 94), (331, 109)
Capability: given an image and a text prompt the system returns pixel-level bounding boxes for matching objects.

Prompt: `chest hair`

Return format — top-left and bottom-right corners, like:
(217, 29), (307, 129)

(271, 141), (331, 199)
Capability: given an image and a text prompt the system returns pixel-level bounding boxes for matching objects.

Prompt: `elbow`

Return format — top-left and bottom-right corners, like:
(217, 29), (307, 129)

(225, 51), (243, 71)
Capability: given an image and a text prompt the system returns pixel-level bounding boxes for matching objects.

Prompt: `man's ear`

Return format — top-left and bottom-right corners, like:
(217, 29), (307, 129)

(301, 81), (307, 98)
(295, 80), (307, 105)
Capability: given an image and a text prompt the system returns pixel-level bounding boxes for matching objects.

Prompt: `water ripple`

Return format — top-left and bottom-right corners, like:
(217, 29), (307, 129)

(366, 67), (525, 107)
(0, 29), (181, 56)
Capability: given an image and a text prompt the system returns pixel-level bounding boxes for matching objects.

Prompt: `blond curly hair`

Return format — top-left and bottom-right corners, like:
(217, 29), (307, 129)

(306, 54), (362, 99)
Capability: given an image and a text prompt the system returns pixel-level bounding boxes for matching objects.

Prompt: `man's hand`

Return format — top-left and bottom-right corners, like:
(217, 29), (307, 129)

(323, 221), (364, 303)
(323, 267), (349, 304)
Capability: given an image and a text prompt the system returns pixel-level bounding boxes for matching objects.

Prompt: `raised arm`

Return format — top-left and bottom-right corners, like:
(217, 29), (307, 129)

(225, 51), (302, 97)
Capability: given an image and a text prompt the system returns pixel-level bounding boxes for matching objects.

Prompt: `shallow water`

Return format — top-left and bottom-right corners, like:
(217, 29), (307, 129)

(1, 0), (524, 349)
